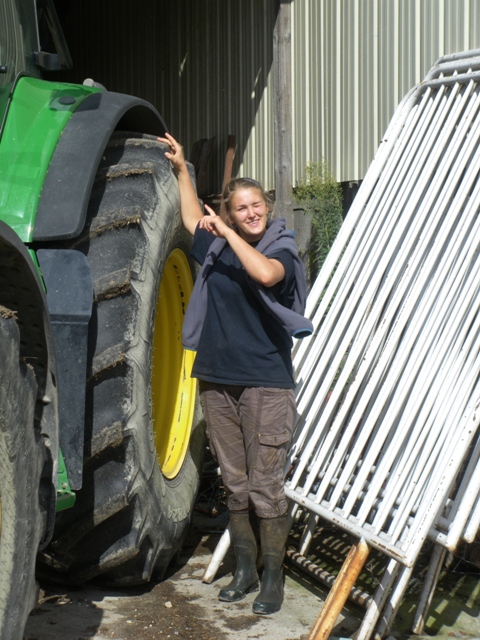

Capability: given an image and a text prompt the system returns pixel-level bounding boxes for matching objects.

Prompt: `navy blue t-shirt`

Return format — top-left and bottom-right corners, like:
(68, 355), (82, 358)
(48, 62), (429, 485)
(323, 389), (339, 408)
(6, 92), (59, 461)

(190, 226), (296, 388)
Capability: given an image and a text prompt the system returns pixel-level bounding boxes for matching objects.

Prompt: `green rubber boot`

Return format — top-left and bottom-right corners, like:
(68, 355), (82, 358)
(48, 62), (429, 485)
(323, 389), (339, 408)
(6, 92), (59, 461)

(252, 514), (290, 615)
(218, 511), (259, 602)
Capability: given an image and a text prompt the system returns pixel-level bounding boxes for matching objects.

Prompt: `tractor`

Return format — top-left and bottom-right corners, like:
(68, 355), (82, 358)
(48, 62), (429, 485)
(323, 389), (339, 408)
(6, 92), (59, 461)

(0, 1), (204, 638)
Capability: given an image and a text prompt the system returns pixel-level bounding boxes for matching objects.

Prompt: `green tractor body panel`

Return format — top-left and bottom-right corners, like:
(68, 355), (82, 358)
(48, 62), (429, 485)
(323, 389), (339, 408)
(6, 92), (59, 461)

(0, 77), (99, 241)
(56, 447), (76, 512)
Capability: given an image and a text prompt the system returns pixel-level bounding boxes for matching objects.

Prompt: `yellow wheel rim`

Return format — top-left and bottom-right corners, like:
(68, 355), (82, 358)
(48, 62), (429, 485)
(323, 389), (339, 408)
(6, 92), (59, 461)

(152, 248), (196, 480)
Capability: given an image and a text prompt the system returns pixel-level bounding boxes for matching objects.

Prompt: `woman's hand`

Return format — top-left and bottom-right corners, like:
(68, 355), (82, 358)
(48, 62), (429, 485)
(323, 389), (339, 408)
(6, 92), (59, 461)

(199, 204), (232, 238)
(158, 132), (186, 173)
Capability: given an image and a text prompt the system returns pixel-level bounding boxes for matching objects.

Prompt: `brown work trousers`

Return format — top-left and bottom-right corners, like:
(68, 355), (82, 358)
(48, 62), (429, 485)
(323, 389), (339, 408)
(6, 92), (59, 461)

(199, 382), (296, 518)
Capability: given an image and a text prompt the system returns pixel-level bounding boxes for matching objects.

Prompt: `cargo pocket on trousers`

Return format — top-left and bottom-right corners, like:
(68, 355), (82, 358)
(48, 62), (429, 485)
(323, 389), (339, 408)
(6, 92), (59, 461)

(257, 430), (291, 476)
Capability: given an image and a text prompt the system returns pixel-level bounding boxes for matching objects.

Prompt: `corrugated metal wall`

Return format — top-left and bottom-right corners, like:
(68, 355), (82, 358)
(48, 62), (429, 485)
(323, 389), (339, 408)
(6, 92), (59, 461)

(159, 1), (276, 192)
(292, 0), (480, 185)
(58, 0), (480, 191)
(59, 0), (276, 195)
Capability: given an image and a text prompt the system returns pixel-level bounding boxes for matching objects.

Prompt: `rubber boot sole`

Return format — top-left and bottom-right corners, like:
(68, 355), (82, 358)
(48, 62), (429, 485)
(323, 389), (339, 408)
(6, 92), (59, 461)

(218, 579), (259, 602)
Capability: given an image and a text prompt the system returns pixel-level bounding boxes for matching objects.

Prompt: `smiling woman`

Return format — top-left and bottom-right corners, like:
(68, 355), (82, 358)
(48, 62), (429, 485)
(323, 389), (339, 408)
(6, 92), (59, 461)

(159, 132), (313, 615)
(207, 179), (286, 287)
(217, 180), (269, 240)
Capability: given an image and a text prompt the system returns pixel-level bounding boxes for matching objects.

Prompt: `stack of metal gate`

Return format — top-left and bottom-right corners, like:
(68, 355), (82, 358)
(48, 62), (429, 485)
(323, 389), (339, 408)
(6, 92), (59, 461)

(287, 49), (480, 639)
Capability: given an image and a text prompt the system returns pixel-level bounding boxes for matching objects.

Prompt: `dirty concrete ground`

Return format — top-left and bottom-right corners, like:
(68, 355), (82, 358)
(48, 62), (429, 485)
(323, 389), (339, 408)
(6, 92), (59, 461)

(24, 514), (480, 640)
(25, 521), (338, 640)
(24, 464), (480, 640)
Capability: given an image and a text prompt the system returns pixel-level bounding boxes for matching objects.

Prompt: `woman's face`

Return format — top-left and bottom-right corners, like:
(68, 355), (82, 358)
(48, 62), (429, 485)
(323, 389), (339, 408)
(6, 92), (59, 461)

(228, 187), (269, 242)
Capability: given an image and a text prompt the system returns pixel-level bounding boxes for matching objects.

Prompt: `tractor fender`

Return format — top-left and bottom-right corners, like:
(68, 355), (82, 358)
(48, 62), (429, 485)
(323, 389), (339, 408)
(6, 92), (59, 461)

(33, 91), (168, 241)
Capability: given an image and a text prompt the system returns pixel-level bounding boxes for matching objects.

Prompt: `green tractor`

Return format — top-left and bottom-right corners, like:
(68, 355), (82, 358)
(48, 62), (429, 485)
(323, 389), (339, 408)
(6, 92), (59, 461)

(0, 1), (204, 638)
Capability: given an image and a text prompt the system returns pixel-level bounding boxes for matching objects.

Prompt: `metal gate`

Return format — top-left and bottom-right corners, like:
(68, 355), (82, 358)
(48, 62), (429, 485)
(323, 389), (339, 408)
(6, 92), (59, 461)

(287, 49), (480, 638)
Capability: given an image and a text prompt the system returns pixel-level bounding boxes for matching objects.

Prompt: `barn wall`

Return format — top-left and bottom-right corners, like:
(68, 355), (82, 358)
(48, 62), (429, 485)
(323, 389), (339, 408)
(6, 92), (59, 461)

(292, 0), (480, 184)
(55, 0), (480, 191)
(57, 0), (275, 194)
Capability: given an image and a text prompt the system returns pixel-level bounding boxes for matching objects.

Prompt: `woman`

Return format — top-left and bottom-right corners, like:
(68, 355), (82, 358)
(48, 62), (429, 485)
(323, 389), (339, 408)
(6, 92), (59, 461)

(159, 133), (313, 615)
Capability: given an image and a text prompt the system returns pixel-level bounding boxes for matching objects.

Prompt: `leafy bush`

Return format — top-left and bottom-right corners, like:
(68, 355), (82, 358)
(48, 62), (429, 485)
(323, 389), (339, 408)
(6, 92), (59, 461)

(294, 161), (343, 271)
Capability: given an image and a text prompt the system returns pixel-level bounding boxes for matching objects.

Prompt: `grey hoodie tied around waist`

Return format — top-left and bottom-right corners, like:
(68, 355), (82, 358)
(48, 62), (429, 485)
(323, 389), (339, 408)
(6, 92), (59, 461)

(182, 217), (314, 351)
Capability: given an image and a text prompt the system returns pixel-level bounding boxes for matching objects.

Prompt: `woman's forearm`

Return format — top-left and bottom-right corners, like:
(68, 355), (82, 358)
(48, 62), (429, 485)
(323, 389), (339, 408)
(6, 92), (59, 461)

(223, 227), (285, 287)
(159, 133), (203, 236)
(176, 165), (203, 236)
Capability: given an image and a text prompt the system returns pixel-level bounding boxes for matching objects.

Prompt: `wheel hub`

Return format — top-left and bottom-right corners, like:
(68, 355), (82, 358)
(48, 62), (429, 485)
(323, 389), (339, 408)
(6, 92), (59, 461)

(152, 248), (196, 480)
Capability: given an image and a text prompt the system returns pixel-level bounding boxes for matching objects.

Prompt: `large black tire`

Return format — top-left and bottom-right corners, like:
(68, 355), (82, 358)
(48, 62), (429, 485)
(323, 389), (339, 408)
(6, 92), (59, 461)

(42, 133), (204, 586)
(0, 314), (45, 640)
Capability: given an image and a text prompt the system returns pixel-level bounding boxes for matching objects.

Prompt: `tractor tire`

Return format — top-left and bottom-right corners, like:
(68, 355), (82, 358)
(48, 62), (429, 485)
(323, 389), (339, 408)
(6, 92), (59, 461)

(42, 133), (204, 586)
(0, 315), (45, 640)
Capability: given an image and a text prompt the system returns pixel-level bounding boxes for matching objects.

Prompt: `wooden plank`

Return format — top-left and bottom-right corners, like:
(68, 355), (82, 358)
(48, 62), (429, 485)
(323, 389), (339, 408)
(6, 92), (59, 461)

(189, 137), (215, 197)
(273, 0), (293, 227)
(221, 135), (236, 192)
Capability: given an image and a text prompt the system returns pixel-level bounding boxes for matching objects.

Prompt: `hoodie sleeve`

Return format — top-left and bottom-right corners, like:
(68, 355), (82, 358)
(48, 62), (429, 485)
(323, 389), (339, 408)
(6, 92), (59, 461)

(250, 232), (313, 338)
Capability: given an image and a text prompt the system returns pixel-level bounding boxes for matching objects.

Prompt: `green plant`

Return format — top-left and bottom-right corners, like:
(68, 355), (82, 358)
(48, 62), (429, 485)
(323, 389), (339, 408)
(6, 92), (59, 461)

(294, 161), (343, 271)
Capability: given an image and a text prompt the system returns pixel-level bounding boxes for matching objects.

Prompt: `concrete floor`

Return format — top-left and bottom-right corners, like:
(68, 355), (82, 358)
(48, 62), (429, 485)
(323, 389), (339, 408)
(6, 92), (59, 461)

(24, 523), (480, 640)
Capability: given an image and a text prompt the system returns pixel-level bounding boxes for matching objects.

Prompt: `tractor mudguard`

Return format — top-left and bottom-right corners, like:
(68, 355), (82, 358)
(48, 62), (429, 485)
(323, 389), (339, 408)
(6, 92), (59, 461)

(37, 249), (93, 491)
(33, 91), (168, 241)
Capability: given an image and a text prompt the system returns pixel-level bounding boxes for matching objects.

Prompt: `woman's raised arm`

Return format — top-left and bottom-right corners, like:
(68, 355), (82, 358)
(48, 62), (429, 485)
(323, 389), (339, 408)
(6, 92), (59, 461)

(158, 133), (203, 236)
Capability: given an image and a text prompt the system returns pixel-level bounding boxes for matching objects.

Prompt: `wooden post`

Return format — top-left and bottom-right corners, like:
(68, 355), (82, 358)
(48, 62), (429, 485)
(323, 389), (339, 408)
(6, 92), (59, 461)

(308, 538), (370, 640)
(273, 0), (293, 229)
